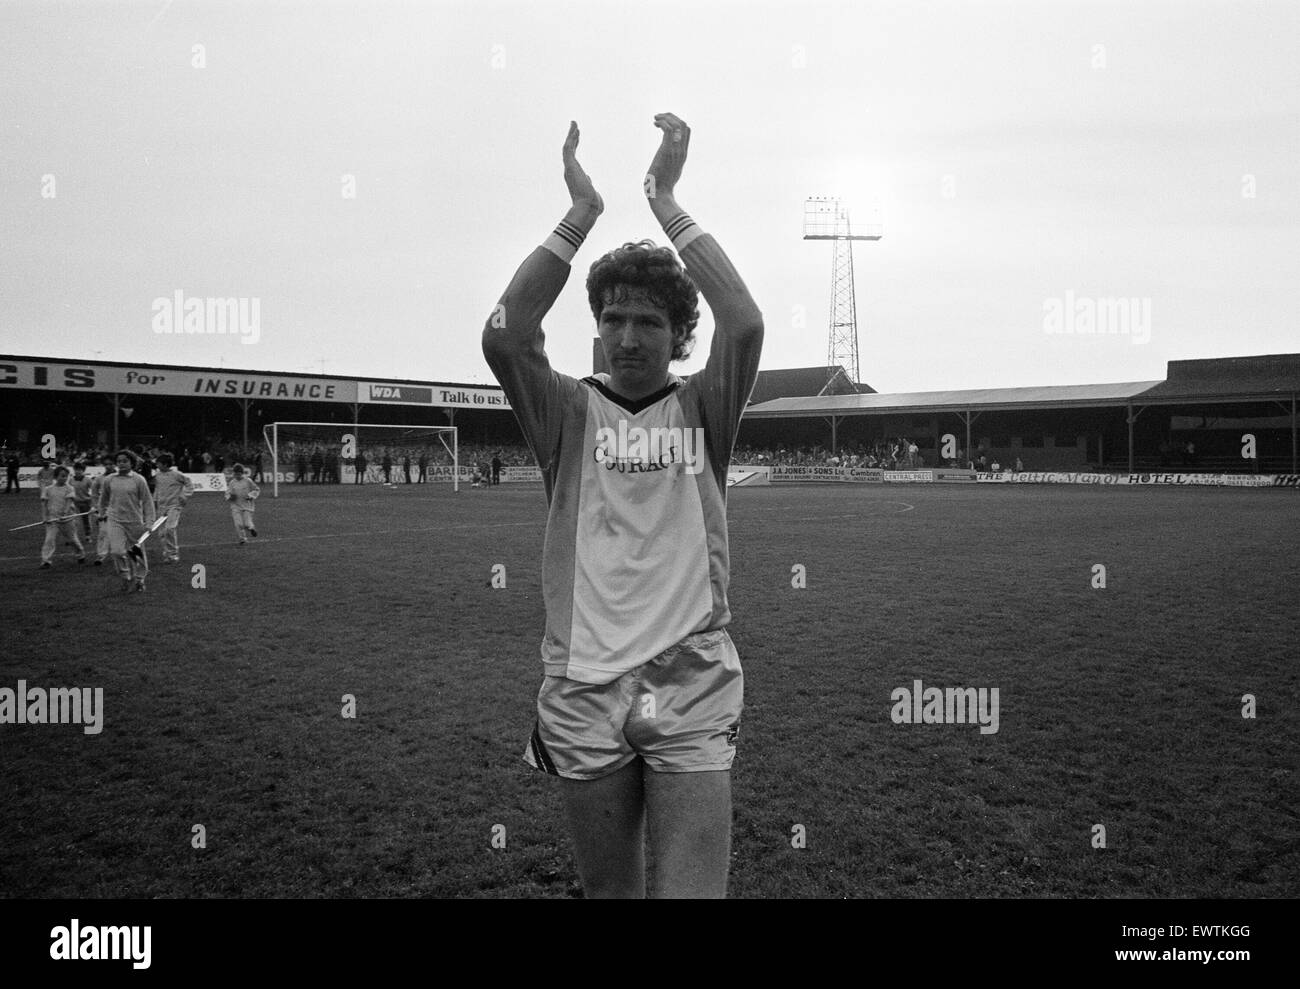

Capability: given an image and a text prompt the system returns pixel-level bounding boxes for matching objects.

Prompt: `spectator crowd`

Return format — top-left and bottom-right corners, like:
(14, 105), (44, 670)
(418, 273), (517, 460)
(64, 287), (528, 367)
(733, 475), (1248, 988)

(731, 438), (1005, 471)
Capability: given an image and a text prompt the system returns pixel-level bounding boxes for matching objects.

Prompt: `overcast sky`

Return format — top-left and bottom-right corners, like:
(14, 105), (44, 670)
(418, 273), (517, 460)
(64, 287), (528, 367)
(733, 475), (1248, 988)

(2, 0), (1296, 393)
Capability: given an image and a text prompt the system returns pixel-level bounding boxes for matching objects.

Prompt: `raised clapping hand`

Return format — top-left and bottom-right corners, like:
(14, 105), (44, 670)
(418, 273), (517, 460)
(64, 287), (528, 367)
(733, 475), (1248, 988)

(645, 112), (689, 204)
(562, 121), (603, 218)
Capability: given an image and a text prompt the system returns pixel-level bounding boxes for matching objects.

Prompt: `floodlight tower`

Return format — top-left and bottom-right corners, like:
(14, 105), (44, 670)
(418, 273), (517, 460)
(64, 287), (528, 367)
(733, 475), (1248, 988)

(803, 197), (882, 386)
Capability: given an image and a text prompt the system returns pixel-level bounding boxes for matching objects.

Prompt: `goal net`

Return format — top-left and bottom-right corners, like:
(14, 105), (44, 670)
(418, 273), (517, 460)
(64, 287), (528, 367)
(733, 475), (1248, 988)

(261, 422), (459, 497)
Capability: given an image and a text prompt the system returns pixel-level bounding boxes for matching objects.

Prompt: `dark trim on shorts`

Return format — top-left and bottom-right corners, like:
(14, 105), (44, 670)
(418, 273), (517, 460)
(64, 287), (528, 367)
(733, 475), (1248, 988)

(530, 721), (558, 776)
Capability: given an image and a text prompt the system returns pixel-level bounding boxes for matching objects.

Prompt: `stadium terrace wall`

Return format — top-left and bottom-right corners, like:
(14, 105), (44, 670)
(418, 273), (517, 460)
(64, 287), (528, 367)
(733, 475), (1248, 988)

(975, 471), (1278, 486)
(735, 465), (1286, 487)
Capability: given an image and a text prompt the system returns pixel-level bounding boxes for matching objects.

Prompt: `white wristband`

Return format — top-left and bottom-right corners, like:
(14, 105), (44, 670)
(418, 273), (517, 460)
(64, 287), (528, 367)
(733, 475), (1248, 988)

(663, 211), (704, 252)
(542, 219), (586, 263)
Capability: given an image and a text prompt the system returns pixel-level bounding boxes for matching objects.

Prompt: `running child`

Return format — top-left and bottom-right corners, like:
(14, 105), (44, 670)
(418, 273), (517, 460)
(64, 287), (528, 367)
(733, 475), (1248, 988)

(225, 464), (260, 544)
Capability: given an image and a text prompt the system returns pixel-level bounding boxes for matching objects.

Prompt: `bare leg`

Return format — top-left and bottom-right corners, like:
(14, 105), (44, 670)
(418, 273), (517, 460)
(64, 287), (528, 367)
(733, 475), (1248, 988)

(644, 769), (732, 898)
(560, 758), (646, 898)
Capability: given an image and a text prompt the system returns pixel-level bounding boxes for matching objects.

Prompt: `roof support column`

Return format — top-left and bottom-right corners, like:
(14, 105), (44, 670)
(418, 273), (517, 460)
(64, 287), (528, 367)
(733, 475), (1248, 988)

(823, 415), (841, 454)
(1126, 404), (1148, 472)
(237, 398), (251, 449)
(961, 411), (981, 466)
(1127, 403), (1134, 471)
(107, 393), (121, 450)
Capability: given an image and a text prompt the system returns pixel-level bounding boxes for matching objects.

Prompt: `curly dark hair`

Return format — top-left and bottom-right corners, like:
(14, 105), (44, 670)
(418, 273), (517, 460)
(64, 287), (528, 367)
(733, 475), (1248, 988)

(586, 240), (699, 361)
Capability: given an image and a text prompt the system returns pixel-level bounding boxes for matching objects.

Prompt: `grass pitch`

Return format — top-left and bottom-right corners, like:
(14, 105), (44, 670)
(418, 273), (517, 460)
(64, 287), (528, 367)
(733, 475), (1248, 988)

(1, 481), (1296, 898)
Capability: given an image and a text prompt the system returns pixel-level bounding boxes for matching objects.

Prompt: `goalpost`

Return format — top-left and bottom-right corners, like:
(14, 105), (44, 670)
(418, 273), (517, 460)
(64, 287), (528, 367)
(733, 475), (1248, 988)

(261, 422), (459, 497)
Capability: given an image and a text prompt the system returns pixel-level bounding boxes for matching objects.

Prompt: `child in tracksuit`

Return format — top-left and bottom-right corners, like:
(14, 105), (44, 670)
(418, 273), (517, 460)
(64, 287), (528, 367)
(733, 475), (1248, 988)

(153, 453), (196, 563)
(40, 467), (86, 567)
(225, 464), (260, 544)
(99, 450), (156, 592)
(69, 462), (95, 543)
(88, 455), (115, 565)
